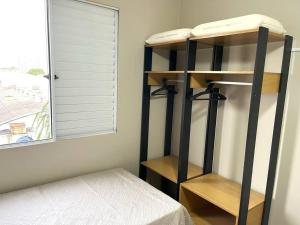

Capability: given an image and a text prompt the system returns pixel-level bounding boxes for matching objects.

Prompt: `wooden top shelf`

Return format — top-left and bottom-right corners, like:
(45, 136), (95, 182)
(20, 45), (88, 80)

(145, 70), (175, 74)
(145, 28), (284, 49)
(145, 40), (187, 49)
(180, 174), (265, 216)
(141, 155), (203, 183)
(146, 71), (184, 75)
(190, 28), (284, 47)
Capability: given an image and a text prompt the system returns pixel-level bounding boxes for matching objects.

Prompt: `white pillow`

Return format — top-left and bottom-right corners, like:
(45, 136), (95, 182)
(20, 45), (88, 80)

(191, 14), (286, 38)
(145, 28), (192, 45)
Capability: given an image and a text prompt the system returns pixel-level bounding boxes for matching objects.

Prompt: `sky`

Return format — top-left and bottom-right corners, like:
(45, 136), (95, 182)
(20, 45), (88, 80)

(0, 0), (49, 73)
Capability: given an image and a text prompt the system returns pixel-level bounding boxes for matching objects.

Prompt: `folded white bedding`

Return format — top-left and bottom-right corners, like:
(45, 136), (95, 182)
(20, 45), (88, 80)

(145, 28), (192, 45)
(191, 14), (286, 38)
(0, 168), (193, 225)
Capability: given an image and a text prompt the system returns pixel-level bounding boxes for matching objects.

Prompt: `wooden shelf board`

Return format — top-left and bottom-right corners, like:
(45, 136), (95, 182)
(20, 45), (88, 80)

(190, 71), (280, 77)
(141, 155), (203, 183)
(146, 71), (183, 86)
(145, 40), (186, 49)
(146, 71), (280, 93)
(190, 28), (284, 46)
(190, 206), (236, 225)
(181, 174), (265, 216)
(145, 40), (210, 49)
(146, 71), (184, 74)
(191, 71), (280, 93)
(145, 28), (284, 49)
(191, 71), (254, 76)
(145, 70), (280, 76)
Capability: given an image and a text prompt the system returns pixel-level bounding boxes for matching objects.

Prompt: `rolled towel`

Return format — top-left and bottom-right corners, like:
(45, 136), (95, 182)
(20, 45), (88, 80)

(191, 14), (286, 38)
(146, 28), (192, 45)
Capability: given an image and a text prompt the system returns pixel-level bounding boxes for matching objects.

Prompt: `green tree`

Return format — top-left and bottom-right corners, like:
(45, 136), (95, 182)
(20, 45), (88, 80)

(31, 102), (51, 140)
(27, 68), (45, 76)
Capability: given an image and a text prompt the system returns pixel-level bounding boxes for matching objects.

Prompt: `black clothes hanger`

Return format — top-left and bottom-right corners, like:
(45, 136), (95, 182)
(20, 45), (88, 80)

(151, 79), (178, 96)
(191, 83), (226, 101)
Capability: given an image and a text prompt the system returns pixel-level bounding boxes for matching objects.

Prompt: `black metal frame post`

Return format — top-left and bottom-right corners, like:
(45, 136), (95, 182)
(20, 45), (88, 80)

(203, 45), (223, 174)
(212, 45), (223, 71)
(164, 50), (177, 156)
(261, 35), (293, 225)
(203, 88), (220, 174)
(176, 40), (197, 199)
(139, 47), (153, 180)
(238, 27), (269, 225)
(162, 50), (177, 197)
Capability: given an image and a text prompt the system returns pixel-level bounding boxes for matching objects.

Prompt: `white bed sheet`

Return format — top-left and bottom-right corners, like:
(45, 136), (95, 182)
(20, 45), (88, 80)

(191, 14), (286, 38)
(0, 168), (193, 225)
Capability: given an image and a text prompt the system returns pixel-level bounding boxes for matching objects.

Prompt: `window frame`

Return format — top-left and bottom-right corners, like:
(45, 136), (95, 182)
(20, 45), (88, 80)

(0, 0), (119, 149)
(51, 0), (119, 140)
(0, 0), (54, 150)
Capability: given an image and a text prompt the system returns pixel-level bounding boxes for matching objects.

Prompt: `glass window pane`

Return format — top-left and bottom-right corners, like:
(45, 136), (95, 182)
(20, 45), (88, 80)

(0, 0), (52, 146)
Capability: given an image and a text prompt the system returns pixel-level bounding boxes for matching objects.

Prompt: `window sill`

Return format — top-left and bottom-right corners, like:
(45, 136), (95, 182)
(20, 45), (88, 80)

(0, 138), (55, 151)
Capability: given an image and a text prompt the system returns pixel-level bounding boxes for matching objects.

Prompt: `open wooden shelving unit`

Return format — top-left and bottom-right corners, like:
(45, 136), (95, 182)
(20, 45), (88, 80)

(141, 155), (203, 183)
(180, 174), (264, 225)
(140, 26), (293, 225)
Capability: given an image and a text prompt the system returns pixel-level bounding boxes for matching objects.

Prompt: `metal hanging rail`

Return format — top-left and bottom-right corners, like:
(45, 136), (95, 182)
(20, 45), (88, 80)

(210, 81), (253, 86)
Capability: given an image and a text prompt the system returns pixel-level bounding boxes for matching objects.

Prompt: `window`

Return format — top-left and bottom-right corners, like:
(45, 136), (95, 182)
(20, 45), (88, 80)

(0, 0), (52, 147)
(52, 0), (118, 138)
(0, 0), (118, 148)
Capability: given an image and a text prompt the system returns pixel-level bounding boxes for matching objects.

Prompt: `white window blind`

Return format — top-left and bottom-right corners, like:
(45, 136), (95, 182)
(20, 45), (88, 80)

(52, 0), (118, 138)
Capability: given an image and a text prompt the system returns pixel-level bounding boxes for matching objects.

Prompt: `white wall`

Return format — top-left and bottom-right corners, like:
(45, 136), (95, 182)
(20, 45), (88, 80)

(0, 0), (181, 193)
(178, 1), (300, 224)
(1, 1), (300, 224)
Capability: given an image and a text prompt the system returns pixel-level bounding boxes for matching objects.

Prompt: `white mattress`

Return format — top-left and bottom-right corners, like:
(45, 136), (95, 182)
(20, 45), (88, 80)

(191, 14), (286, 38)
(145, 28), (192, 45)
(0, 168), (193, 225)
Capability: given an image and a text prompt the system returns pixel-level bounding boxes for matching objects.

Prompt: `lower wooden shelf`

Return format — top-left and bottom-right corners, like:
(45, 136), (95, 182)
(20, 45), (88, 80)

(189, 205), (236, 225)
(180, 174), (265, 225)
(141, 155), (203, 183)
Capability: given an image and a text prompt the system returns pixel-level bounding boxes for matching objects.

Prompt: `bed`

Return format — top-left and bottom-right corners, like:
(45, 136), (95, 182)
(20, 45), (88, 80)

(0, 168), (193, 225)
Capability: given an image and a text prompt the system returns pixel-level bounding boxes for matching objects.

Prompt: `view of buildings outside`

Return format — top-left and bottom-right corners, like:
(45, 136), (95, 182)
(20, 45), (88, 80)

(0, 0), (52, 146)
